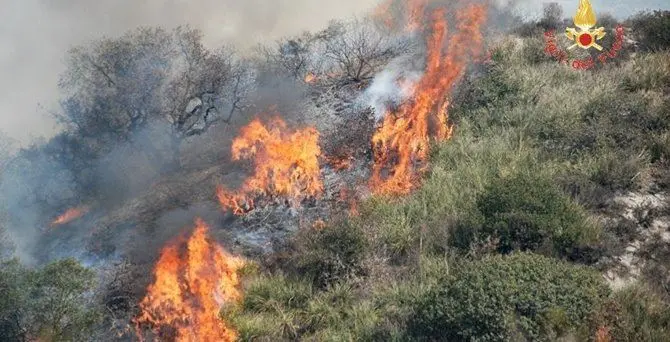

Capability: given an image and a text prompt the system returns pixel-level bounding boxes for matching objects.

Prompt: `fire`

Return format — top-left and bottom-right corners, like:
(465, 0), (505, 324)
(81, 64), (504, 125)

(573, 0), (597, 29)
(338, 186), (360, 216)
(370, 4), (487, 195)
(50, 206), (89, 226)
(217, 115), (323, 214)
(304, 72), (317, 84)
(134, 218), (244, 342)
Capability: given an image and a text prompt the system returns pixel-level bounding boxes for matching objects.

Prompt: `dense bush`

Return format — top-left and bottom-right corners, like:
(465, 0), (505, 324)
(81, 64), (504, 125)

(409, 253), (610, 341)
(0, 258), (100, 341)
(284, 221), (368, 288)
(453, 173), (598, 257)
(629, 10), (670, 51)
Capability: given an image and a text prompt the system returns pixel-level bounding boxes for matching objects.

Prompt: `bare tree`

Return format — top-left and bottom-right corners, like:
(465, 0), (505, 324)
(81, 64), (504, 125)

(58, 27), (175, 143)
(256, 32), (315, 80)
(321, 18), (409, 84)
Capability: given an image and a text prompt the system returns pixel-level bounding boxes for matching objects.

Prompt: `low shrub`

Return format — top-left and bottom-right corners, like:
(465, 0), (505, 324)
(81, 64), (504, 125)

(286, 221), (368, 288)
(611, 284), (670, 341)
(454, 173), (599, 257)
(409, 253), (610, 341)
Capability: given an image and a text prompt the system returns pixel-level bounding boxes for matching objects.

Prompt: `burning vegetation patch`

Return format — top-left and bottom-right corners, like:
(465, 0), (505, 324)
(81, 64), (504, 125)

(134, 218), (244, 342)
(217, 114), (323, 215)
(50, 206), (90, 227)
(370, 4), (487, 195)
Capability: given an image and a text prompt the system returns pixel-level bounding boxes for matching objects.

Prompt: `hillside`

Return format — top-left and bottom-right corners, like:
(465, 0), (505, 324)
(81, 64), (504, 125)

(1, 1), (669, 341)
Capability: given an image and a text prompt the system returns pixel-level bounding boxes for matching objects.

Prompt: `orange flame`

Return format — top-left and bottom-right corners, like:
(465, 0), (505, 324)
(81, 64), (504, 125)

(304, 72), (317, 84)
(50, 206), (89, 226)
(370, 5), (487, 195)
(339, 185), (360, 216)
(134, 218), (244, 342)
(217, 115), (323, 214)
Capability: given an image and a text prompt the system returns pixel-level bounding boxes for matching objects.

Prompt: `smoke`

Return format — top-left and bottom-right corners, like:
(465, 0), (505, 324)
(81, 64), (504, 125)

(357, 0), (520, 120)
(357, 54), (424, 121)
(0, 0), (383, 146)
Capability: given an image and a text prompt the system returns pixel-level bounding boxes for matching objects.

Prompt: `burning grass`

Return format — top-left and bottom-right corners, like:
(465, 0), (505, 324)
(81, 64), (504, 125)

(217, 115), (323, 215)
(370, 4), (488, 195)
(134, 218), (244, 342)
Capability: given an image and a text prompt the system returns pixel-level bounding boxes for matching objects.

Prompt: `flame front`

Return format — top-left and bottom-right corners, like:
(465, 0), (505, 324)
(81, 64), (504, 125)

(573, 0), (597, 28)
(50, 206), (89, 226)
(370, 4), (487, 195)
(134, 218), (243, 342)
(217, 115), (323, 214)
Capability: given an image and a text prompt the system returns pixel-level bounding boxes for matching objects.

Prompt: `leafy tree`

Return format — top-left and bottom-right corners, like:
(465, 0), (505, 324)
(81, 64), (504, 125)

(0, 259), (29, 341)
(409, 253), (610, 341)
(0, 258), (100, 341)
(26, 259), (100, 341)
(628, 10), (670, 51)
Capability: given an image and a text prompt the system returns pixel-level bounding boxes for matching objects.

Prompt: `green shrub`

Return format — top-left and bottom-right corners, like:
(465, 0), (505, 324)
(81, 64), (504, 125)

(455, 173), (599, 257)
(521, 36), (555, 65)
(628, 10), (670, 51)
(288, 221), (368, 288)
(0, 258), (100, 341)
(409, 253), (610, 341)
(589, 149), (649, 192)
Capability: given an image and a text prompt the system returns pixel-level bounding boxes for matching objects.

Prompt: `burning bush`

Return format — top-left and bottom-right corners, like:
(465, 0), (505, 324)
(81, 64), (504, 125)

(134, 219), (244, 342)
(370, 4), (487, 195)
(217, 115), (322, 215)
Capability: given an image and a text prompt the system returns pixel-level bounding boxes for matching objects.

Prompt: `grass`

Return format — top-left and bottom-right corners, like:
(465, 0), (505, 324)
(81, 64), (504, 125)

(228, 28), (670, 340)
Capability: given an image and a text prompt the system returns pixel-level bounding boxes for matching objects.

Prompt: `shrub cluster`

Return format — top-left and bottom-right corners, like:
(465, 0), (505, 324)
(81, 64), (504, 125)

(409, 253), (611, 341)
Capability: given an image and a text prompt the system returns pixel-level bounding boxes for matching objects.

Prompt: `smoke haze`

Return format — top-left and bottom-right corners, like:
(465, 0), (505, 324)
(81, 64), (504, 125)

(1, 0), (669, 145)
(0, 0), (384, 145)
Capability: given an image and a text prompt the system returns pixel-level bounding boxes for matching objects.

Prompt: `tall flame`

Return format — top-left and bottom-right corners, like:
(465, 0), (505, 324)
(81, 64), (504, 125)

(370, 4), (487, 195)
(217, 115), (323, 214)
(573, 0), (597, 29)
(134, 218), (244, 342)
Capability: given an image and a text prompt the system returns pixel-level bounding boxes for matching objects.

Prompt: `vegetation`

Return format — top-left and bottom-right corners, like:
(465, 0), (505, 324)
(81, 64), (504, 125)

(228, 7), (670, 341)
(0, 259), (100, 341)
(1, 3), (669, 341)
(409, 253), (610, 341)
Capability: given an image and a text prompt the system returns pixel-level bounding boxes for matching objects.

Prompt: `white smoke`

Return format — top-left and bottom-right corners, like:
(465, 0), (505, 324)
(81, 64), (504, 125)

(357, 54), (424, 121)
